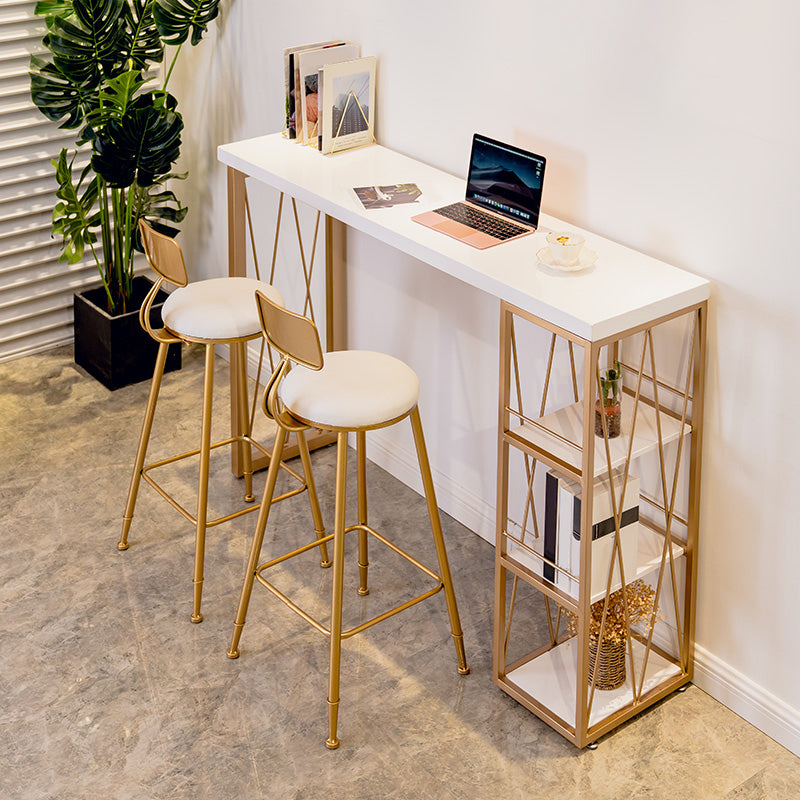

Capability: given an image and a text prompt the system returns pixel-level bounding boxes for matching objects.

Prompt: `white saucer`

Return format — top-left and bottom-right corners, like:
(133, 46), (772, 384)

(537, 247), (598, 272)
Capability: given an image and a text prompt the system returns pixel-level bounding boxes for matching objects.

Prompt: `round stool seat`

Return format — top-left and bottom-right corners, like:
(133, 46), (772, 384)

(162, 278), (283, 341)
(279, 350), (420, 430)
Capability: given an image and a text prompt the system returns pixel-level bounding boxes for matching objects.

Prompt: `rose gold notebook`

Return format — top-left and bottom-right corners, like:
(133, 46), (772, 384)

(412, 133), (546, 250)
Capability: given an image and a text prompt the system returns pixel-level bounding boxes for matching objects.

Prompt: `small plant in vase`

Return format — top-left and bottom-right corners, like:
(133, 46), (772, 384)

(595, 360), (623, 438)
(568, 579), (659, 690)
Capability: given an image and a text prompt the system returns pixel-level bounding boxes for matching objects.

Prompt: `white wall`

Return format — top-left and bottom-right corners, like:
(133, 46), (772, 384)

(170, 0), (800, 753)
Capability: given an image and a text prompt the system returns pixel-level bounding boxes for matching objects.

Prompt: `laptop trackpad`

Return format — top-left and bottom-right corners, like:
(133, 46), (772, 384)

(411, 211), (498, 249)
(432, 219), (468, 236)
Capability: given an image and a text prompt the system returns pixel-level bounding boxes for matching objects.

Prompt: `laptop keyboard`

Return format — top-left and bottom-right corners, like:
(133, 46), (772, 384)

(433, 203), (529, 240)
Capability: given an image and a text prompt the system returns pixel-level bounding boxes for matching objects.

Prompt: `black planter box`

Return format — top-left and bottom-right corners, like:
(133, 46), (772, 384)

(74, 275), (181, 391)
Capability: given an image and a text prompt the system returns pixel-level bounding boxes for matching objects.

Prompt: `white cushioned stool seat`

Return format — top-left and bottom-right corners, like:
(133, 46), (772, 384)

(279, 350), (420, 430)
(163, 278), (283, 340)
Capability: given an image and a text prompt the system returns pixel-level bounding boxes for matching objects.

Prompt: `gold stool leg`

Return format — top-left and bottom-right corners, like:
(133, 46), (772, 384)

(409, 408), (470, 675)
(326, 431), (348, 750)
(191, 344), (215, 623)
(234, 340), (255, 502)
(118, 341), (170, 550)
(228, 426), (289, 658)
(356, 430), (369, 596)
(296, 430), (331, 567)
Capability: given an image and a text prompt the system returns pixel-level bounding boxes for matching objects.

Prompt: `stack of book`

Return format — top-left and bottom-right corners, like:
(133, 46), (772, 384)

(283, 41), (376, 154)
(543, 469), (640, 600)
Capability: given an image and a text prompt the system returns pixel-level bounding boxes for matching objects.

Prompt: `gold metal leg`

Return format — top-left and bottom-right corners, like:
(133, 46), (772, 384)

(234, 340), (255, 502)
(191, 344), (215, 624)
(324, 216), (347, 353)
(409, 408), (470, 675)
(228, 426), (290, 658)
(326, 432), (348, 750)
(227, 167), (249, 478)
(296, 430), (331, 567)
(118, 341), (170, 550)
(356, 430), (369, 596)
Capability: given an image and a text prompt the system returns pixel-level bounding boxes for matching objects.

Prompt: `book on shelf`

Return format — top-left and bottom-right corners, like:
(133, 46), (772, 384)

(283, 40), (343, 139)
(318, 55), (376, 154)
(543, 469), (639, 600)
(296, 43), (360, 146)
(353, 184), (421, 209)
(543, 471), (560, 583)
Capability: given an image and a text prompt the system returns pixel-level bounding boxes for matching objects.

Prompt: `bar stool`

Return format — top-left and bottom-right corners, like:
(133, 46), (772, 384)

(118, 221), (328, 624)
(227, 289), (469, 749)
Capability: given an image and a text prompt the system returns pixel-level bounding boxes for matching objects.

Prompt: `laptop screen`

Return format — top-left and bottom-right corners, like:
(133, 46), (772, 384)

(465, 134), (546, 228)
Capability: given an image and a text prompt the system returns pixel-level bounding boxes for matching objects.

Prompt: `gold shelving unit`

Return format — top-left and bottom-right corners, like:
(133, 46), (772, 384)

(493, 298), (707, 748)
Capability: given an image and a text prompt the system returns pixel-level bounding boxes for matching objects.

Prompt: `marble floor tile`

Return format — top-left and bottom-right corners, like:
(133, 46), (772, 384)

(1, 346), (799, 799)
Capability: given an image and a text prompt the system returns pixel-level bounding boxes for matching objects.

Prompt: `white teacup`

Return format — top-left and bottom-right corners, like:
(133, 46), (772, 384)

(546, 231), (585, 266)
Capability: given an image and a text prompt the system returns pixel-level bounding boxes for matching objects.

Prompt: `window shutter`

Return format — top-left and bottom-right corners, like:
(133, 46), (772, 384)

(0, 0), (96, 362)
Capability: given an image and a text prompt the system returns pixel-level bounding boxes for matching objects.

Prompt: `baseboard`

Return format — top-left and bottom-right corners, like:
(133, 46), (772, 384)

(365, 428), (497, 545)
(693, 645), (800, 757)
(220, 341), (274, 386)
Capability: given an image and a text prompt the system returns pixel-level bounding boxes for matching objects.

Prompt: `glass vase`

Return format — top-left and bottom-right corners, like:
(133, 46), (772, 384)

(595, 371), (622, 438)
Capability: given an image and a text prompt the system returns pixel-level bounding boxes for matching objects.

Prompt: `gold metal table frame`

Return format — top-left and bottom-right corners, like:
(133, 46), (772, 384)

(225, 165), (346, 474)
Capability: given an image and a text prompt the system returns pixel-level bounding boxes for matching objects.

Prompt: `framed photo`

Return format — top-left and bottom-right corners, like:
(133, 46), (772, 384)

(319, 56), (376, 154)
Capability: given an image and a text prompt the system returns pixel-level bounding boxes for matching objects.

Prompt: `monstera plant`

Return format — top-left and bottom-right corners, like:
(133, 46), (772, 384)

(30, 0), (222, 314)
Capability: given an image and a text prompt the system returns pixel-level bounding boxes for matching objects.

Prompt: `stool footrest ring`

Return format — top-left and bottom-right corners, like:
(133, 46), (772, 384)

(139, 434), (309, 528)
(253, 523), (445, 640)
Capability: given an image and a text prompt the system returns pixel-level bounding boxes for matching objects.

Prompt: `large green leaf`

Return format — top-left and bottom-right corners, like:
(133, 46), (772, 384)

(29, 54), (84, 127)
(44, 0), (127, 88)
(124, 0), (164, 69)
(31, 1), (122, 130)
(92, 91), (183, 188)
(51, 148), (101, 264)
(85, 68), (146, 131)
(34, 1), (75, 17)
(135, 183), (188, 243)
(154, 0), (221, 47)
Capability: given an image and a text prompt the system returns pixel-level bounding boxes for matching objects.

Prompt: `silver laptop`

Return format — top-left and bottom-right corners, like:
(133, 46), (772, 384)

(412, 133), (546, 249)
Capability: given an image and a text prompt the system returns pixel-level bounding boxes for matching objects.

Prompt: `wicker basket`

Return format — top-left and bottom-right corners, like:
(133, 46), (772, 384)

(588, 635), (626, 690)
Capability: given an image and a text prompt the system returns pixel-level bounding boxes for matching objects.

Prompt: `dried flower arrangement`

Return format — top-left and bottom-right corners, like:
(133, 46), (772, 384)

(567, 579), (659, 645)
(566, 579), (661, 689)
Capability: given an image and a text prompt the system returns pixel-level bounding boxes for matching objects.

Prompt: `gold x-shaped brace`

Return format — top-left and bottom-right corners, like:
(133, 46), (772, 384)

(227, 167), (347, 476)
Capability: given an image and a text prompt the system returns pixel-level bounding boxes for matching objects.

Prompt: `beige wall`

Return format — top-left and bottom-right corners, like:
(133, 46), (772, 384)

(170, 0), (800, 753)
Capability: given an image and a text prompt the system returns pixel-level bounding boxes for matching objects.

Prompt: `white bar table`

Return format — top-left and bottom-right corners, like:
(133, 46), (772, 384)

(218, 133), (711, 748)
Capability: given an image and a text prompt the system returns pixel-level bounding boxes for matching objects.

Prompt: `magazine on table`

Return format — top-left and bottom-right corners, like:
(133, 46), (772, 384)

(296, 43), (360, 146)
(318, 56), (376, 154)
(282, 40), (343, 138)
(353, 184), (422, 209)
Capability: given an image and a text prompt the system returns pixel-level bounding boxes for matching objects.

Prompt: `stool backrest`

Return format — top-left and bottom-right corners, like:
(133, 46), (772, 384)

(138, 220), (188, 288)
(255, 289), (324, 371)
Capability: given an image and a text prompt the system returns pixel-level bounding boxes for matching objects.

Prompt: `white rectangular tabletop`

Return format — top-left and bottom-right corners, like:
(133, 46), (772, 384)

(218, 134), (710, 341)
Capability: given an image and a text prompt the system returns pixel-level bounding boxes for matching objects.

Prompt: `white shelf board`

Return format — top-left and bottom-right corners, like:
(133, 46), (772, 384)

(506, 524), (684, 605)
(510, 394), (690, 477)
(506, 637), (682, 730)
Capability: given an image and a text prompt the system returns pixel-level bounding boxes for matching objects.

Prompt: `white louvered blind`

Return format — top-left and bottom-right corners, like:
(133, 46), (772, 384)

(0, 0), (96, 362)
